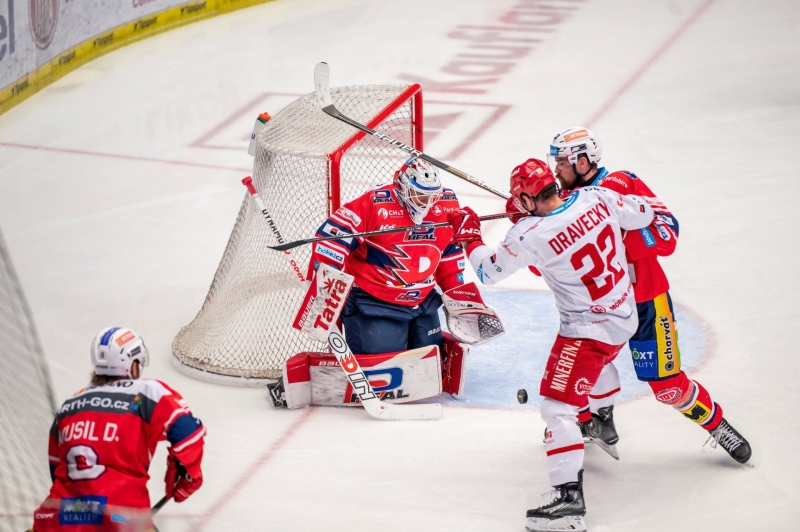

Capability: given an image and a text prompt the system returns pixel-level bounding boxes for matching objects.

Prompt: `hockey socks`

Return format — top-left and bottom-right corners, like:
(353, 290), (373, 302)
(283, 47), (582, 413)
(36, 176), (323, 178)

(649, 371), (723, 431)
(541, 398), (585, 487)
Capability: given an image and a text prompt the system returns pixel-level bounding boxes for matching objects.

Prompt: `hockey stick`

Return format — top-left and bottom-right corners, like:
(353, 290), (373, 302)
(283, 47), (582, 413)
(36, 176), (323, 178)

(242, 176), (309, 286)
(328, 329), (442, 420)
(243, 178), (441, 421)
(314, 62), (510, 200)
(267, 211), (522, 252)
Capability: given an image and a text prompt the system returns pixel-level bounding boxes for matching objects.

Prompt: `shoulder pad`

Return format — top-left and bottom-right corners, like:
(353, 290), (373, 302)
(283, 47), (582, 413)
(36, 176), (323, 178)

(369, 186), (396, 204)
(600, 171), (635, 191)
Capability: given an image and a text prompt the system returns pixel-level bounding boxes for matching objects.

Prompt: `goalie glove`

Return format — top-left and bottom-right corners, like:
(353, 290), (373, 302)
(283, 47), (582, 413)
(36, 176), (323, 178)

(441, 282), (505, 345)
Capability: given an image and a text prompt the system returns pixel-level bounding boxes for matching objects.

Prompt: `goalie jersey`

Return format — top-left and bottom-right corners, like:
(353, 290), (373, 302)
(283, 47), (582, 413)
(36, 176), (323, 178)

(308, 183), (466, 306)
(42, 379), (205, 519)
(469, 187), (654, 345)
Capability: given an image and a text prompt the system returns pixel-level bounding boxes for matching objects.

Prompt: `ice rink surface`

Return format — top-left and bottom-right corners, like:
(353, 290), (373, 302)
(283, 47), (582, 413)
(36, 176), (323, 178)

(1, 0), (799, 530)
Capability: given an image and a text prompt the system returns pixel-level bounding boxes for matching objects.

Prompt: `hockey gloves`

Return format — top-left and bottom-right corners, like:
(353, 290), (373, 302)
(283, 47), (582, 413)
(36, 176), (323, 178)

(505, 196), (527, 225)
(448, 207), (484, 253)
(165, 456), (203, 503)
(442, 283), (505, 345)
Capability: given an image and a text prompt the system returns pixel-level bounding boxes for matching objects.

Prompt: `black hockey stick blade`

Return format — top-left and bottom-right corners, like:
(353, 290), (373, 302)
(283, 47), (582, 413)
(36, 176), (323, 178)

(313, 62), (510, 200)
(151, 495), (169, 515)
(267, 211), (522, 252)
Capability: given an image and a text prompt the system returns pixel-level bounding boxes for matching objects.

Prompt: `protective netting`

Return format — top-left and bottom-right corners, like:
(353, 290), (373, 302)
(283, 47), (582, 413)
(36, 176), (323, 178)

(172, 85), (419, 384)
(0, 228), (55, 532)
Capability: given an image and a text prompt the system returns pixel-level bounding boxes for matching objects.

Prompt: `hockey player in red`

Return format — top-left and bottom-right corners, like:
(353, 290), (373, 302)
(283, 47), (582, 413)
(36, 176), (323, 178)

(545, 126), (751, 464)
(267, 157), (500, 407)
(450, 159), (654, 532)
(32, 327), (205, 531)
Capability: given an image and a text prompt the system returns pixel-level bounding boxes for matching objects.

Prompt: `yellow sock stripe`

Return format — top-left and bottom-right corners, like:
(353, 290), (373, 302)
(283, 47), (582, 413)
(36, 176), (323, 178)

(0, 0), (275, 116)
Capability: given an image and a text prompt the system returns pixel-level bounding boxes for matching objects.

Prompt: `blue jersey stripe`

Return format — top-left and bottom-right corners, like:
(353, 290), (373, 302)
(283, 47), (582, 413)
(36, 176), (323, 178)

(167, 413), (203, 447)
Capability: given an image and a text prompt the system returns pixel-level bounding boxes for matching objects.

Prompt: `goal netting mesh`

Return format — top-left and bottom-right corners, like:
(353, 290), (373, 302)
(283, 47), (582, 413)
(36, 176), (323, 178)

(0, 228), (55, 532)
(172, 84), (421, 385)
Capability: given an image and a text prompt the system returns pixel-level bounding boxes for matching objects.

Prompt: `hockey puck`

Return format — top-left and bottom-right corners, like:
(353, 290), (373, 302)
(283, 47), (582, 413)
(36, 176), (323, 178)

(517, 388), (528, 404)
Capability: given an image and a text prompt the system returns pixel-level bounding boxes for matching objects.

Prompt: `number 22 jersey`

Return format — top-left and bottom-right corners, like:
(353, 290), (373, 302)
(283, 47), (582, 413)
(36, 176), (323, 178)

(468, 187), (654, 345)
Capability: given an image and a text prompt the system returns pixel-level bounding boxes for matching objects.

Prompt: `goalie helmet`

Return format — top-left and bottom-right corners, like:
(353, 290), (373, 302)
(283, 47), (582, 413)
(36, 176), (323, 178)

(90, 327), (149, 378)
(548, 127), (603, 169)
(509, 158), (557, 214)
(393, 157), (442, 225)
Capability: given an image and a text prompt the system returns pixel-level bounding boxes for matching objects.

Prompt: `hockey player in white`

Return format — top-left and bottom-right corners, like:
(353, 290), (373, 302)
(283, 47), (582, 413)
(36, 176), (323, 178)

(448, 159), (654, 532)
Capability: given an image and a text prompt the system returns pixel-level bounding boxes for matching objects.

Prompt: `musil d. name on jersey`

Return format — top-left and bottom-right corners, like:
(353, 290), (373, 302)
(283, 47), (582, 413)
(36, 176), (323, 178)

(548, 202), (611, 255)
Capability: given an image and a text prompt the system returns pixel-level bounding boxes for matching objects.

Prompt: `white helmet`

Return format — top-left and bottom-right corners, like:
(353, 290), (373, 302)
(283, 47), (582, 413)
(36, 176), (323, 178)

(393, 157), (442, 225)
(548, 127), (603, 169)
(90, 327), (149, 378)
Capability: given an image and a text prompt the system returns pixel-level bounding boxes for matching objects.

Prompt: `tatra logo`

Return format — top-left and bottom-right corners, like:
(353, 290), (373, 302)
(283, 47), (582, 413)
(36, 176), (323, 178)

(312, 278), (349, 332)
(29, 0), (59, 49)
(590, 305), (606, 314)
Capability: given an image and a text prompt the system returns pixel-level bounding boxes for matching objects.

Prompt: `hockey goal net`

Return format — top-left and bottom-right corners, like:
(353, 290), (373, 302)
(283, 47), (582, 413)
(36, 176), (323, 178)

(172, 84), (423, 385)
(0, 228), (55, 532)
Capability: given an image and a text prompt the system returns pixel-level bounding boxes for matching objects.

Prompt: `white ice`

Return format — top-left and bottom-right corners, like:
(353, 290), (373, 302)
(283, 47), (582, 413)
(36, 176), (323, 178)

(1, 0), (799, 530)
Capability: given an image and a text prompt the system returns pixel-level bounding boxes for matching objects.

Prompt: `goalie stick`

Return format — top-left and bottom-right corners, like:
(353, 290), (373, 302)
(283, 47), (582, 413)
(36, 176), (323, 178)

(267, 211), (523, 252)
(242, 177), (443, 421)
(243, 176), (309, 286)
(314, 62), (510, 200)
(328, 329), (442, 420)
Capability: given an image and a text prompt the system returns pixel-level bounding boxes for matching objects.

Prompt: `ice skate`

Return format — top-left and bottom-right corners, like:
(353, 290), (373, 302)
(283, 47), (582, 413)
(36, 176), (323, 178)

(525, 470), (587, 532)
(704, 417), (752, 464)
(582, 406), (619, 459)
(267, 379), (287, 408)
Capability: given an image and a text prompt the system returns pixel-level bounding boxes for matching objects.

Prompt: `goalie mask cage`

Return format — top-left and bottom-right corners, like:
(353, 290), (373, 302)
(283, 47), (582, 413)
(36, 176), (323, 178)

(0, 228), (56, 532)
(172, 84), (423, 385)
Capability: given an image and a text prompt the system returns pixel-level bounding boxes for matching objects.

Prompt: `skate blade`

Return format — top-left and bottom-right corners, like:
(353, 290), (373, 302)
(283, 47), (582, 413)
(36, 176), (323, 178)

(592, 438), (619, 460)
(525, 515), (587, 531)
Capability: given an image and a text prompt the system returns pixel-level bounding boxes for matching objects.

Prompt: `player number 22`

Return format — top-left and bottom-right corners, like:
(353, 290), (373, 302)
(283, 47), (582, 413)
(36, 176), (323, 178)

(569, 224), (625, 301)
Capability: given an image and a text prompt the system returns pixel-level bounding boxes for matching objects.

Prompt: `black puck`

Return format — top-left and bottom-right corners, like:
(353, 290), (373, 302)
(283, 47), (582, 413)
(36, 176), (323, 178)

(517, 388), (528, 404)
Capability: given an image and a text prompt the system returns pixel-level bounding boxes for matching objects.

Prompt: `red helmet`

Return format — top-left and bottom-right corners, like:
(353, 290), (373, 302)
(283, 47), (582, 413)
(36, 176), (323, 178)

(509, 158), (556, 212)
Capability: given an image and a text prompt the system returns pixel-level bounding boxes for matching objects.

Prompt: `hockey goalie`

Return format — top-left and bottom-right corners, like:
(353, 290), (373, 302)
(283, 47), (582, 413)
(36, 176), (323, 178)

(267, 157), (505, 409)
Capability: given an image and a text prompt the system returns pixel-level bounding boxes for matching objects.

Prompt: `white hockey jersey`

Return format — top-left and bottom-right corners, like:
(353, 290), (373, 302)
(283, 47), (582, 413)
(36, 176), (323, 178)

(468, 187), (654, 345)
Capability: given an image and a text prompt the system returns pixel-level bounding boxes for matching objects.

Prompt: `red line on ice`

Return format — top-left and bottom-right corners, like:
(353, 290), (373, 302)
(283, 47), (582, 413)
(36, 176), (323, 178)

(194, 407), (316, 529)
(0, 142), (250, 172)
(585, 0), (716, 128)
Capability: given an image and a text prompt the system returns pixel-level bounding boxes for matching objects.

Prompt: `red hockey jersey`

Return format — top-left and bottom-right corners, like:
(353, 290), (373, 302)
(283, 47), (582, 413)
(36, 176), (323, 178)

(34, 379), (204, 530)
(308, 184), (466, 306)
(576, 168), (679, 302)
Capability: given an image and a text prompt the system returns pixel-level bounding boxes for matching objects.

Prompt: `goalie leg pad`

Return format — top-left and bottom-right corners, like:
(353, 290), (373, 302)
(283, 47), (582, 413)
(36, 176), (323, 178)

(281, 347), (443, 408)
(441, 332), (469, 397)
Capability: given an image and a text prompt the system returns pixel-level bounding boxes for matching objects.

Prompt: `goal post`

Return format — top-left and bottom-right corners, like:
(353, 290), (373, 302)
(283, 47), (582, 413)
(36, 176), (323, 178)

(172, 84), (423, 386)
(0, 228), (56, 532)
